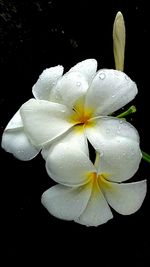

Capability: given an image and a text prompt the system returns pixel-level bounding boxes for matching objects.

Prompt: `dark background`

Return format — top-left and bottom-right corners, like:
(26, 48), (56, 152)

(0, 0), (149, 264)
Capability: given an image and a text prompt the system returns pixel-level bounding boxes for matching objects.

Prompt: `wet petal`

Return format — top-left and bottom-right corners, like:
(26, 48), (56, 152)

(76, 180), (113, 226)
(2, 128), (40, 161)
(20, 99), (75, 147)
(102, 180), (147, 215)
(49, 71), (88, 107)
(85, 69), (137, 116)
(42, 126), (89, 160)
(42, 183), (91, 221)
(5, 110), (23, 130)
(2, 110), (40, 160)
(86, 117), (141, 182)
(68, 59), (97, 83)
(32, 66), (64, 100)
(46, 144), (96, 186)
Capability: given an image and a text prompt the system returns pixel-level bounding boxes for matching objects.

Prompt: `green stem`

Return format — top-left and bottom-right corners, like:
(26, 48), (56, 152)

(117, 105), (136, 118)
(142, 151), (150, 163)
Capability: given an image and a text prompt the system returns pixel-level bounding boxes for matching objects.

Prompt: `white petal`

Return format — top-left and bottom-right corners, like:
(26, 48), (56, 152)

(86, 117), (141, 182)
(76, 180), (113, 226)
(32, 66), (64, 100)
(46, 143), (96, 186)
(42, 126), (89, 160)
(68, 59), (97, 83)
(20, 99), (75, 147)
(5, 110), (23, 130)
(1, 128), (40, 161)
(102, 180), (147, 215)
(85, 69), (137, 116)
(42, 183), (92, 221)
(49, 71), (88, 107)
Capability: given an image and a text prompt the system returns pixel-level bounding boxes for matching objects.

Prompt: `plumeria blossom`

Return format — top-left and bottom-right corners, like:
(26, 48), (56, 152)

(2, 59), (138, 160)
(42, 142), (146, 227)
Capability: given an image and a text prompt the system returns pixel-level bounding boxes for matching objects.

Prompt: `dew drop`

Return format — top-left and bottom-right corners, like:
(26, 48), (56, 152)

(106, 129), (110, 134)
(119, 120), (123, 124)
(125, 74), (129, 81)
(100, 152), (104, 157)
(76, 81), (81, 87)
(112, 94), (116, 98)
(99, 72), (106, 80)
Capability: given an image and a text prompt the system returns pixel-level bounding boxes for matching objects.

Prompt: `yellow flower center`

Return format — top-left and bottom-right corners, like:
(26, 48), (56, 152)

(86, 172), (112, 193)
(69, 98), (95, 131)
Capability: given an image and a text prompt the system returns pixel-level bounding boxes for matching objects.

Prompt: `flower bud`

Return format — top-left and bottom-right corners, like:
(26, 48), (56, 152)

(113, 11), (125, 71)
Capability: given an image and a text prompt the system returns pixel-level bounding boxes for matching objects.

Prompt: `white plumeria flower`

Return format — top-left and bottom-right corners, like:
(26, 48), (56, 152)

(42, 142), (146, 227)
(2, 59), (137, 159)
(3, 58), (137, 159)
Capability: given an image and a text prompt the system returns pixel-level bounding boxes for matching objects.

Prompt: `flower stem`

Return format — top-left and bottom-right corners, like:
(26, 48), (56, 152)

(117, 105), (136, 118)
(142, 151), (150, 163)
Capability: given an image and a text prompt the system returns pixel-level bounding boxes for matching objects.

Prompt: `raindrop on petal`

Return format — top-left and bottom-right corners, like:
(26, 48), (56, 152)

(106, 129), (110, 134)
(125, 74), (129, 81)
(99, 72), (106, 80)
(76, 81), (81, 87)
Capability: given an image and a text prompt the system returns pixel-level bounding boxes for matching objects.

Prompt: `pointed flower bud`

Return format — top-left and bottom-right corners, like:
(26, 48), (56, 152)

(113, 11), (126, 71)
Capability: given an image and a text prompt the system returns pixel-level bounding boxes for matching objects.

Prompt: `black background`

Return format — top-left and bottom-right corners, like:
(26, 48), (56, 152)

(0, 0), (149, 264)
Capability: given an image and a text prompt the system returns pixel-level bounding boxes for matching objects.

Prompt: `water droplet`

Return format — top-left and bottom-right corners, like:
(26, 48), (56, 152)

(118, 125), (122, 130)
(76, 81), (81, 87)
(100, 152), (104, 157)
(106, 129), (110, 134)
(112, 94), (116, 98)
(119, 120), (123, 124)
(125, 74), (129, 81)
(99, 72), (106, 80)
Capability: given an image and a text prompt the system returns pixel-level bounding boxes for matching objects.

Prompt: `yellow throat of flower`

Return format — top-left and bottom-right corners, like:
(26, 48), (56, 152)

(69, 98), (95, 131)
(86, 172), (112, 193)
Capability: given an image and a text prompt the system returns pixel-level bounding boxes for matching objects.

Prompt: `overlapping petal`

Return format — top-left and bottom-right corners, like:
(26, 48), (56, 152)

(85, 69), (137, 116)
(42, 126), (89, 160)
(5, 110), (23, 130)
(2, 129), (40, 161)
(41, 183), (92, 221)
(2, 110), (40, 160)
(86, 117), (141, 182)
(46, 144), (96, 186)
(101, 180), (147, 215)
(20, 99), (75, 147)
(49, 71), (88, 107)
(32, 66), (64, 100)
(76, 180), (113, 226)
(68, 59), (97, 83)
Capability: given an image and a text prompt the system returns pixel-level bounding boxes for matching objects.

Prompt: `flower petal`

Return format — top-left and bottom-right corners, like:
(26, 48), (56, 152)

(46, 143), (96, 186)
(42, 126), (89, 160)
(85, 69), (137, 116)
(20, 99), (75, 147)
(41, 183), (92, 221)
(101, 180), (147, 215)
(5, 110), (23, 130)
(68, 59), (97, 83)
(86, 117), (141, 182)
(32, 66), (64, 100)
(2, 128), (40, 161)
(49, 71), (88, 107)
(76, 180), (113, 226)
(2, 110), (40, 160)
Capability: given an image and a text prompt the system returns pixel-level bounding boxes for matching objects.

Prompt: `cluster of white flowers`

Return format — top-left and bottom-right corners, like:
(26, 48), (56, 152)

(1, 12), (147, 226)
